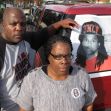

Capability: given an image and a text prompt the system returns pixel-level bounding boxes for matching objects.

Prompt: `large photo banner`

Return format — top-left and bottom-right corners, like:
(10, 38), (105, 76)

(70, 14), (111, 109)
(71, 14), (111, 78)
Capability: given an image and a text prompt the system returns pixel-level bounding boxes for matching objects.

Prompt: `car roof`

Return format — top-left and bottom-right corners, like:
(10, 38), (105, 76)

(44, 3), (111, 15)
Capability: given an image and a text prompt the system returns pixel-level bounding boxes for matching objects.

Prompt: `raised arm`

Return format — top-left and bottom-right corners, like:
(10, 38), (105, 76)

(24, 18), (79, 51)
(47, 18), (79, 36)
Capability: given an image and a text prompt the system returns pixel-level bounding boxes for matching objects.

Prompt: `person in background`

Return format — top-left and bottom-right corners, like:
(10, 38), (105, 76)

(75, 21), (111, 111)
(17, 35), (97, 111)
(0, 7), (79, 111)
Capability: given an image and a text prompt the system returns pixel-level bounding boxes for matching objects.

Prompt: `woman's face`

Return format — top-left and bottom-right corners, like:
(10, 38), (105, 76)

(81, 34), (99, 58)
(48, 41), (72, 76)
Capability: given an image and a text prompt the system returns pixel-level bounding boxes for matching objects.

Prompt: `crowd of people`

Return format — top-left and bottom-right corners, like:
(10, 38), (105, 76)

(0, 5), (111, 111)
(0, 6), (88, 111)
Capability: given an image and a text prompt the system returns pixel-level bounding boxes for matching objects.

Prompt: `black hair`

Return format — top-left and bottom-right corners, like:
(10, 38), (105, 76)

(44, 35), (73, 63)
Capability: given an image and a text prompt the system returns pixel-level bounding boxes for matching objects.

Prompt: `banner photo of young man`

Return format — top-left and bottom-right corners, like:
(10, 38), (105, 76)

(70, 14), (111, 110)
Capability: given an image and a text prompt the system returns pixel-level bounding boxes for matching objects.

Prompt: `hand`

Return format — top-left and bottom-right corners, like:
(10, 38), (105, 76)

(57, 18), (80, 29)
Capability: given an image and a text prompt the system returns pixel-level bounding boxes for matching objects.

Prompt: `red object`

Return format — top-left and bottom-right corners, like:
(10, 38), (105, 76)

(92, 76), (111, 109)
(36, 3), (111, 110)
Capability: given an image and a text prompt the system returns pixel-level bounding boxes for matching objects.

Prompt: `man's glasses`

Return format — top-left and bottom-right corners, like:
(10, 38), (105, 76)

(50, 53), (73, 60)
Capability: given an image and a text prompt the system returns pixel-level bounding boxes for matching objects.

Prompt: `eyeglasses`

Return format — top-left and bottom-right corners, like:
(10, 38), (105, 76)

(50, 53), (73, 60)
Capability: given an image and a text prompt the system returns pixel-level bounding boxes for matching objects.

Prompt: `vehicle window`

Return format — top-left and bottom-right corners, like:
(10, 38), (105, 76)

(34, 7), (43, 22)
(61, 14), (76, 37)
(42, 9), (63, 26)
